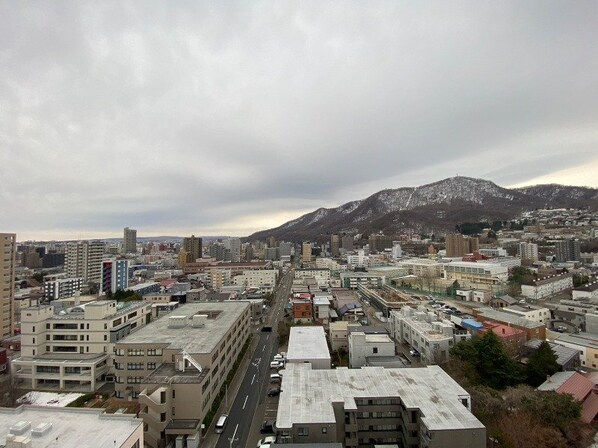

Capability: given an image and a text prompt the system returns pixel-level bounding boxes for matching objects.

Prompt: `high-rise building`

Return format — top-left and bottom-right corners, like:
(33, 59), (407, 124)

(518, 242), (539, 262)
(302, 242), (312, 263)
(391, 241), (403, 259)
(341, 235), (354, 252)
(368, 233), (393, 253)
(0, 233), (16, 338)
(330, 234), (340, 257)
(44, 277), (84, 301)
(279, 242), (292, 258)
(555, 239), (581, 262)
(123, 227), (137, 254)
(226, 237), (241, 263)
(209, 241), (225, 261)
(445, 234), (479, 257)
(243, 244), (254, 261)
(183, 235), (202, 262)
(65, 241), (104, 284)
(101, 259), (130, 295)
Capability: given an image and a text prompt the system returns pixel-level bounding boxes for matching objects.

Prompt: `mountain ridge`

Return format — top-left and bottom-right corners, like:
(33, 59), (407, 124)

(246, 176), (598, 242)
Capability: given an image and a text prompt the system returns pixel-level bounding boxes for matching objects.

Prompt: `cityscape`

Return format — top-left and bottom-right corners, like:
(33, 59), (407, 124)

(2, 2), (598, 448)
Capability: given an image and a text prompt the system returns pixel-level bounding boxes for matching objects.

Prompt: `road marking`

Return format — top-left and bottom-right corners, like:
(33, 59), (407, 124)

(231, 423), (239, 444)
(262, 345), (265, 352)
(266, 335), (269, 341)
(251, 374), (256, 384)
(243, 395), (249, 409)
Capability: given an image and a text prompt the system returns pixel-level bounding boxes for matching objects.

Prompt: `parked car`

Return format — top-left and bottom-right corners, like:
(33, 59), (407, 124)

(256, 436), (276, 447)
(270, 373), (281, 383)
(260, 420), (276, 434)
(268, 387), (281, 397)
(270, 361), (283, 369)
(409, 349), (421, 357)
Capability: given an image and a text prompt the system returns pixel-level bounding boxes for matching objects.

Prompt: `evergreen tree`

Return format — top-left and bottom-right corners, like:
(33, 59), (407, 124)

(526, 341), (560, 387)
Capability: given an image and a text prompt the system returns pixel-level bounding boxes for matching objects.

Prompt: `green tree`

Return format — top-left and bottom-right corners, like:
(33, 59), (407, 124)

(526, 341), (560, 387)
(521, 391), (582, 430)
(32, 272), (44, 283)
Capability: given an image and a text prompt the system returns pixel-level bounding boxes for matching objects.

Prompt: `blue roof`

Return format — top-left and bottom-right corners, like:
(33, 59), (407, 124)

(461, 319), (483, 330)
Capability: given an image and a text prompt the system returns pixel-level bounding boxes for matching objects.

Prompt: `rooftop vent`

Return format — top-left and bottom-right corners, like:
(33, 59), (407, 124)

(191, 314), (208, 328)
(31, 422), (52, 437)
(9, 421), (31, 436)
(168, 316), (187, 329)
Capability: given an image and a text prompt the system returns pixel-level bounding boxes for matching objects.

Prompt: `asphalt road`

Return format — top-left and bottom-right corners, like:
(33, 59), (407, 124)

(215, 269), (293, 448)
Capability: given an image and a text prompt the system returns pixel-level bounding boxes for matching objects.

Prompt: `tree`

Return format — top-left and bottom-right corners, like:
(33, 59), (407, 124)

(32, 272), (44, 283)
(521, 391), (582, 431)
(526, 341), (560, 387)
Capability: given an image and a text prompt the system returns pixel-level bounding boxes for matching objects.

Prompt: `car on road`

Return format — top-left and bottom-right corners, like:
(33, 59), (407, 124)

(215, 414), (228, 434)
(268, 387), (281, 396)
(260, 420), (276, 434)
(256, 436), (276, 447)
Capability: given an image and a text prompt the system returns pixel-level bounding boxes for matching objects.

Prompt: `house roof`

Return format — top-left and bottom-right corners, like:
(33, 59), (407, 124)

(581, 392), (598, 423)
(556, 372), (594, 401)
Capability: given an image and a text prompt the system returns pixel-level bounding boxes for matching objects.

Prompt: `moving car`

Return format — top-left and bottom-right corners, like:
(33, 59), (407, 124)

(215, 414), (228, 434)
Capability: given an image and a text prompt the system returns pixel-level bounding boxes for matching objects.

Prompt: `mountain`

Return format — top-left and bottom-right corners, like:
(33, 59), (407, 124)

(246, 176), (598, 242)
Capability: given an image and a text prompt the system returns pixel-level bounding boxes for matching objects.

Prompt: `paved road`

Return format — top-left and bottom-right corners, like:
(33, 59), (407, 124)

(215, 269), (293, 448)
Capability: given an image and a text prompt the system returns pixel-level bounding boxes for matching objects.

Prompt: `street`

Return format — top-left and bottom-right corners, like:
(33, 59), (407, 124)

(214, 269), (293, 448)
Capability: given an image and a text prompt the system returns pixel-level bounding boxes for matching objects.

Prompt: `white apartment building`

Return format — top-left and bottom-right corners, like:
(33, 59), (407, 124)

(276, 363), (486, 447)
(518, 242), (539, 262)
(295, 268), (331, 283)
(315, 257), (346, 271)
(43, 277), (84, 301)
(340, 272), (386, 290)
(503, 304), (551, 324)
(232, 269), (278, 289)
(346, 249), (369, 268)
(443, 261), (508, 285)
(391, 242), (403, 259)
(396, 258), (444, 277)
(348, 330), (395, 368)
(0, 233), (16, 339)
(13, 300), (152, 392)
(390, 307), (469, 364)
(521, 273), (574, 300)
(65, 241), (104, 284)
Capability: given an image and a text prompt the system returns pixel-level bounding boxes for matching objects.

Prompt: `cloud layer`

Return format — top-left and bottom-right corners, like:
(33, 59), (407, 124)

(2, 2), (598, 240)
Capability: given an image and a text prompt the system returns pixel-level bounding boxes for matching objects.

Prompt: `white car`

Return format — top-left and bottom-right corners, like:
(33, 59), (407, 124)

(256, 436), (276, 447)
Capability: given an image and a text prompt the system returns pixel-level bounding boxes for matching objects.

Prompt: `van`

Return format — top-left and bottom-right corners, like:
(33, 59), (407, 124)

(270, 373), (281, 383)
(270, 361), (282, 369)
(215, 414), (228, 434)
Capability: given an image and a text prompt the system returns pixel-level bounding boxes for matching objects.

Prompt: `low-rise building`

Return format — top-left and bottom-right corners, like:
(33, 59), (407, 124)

(502, 304), (551, 324)
(295, 268), (331, 283)
(573, 282), (598, 301)
(232, 269), (278, 289)
(43, 277), (84, 302)
(275, 363), (486, 447)
(0, 405), (144, 448)
(554, 332), (598, 370)
(329, 321), (360, 351)
(443, 261), (508, 285)
(287, 326), (331, 369)
(521, 273), (573, 300)
(127, 282), (161, 297)
(339, 272), (385, 290)
(348, 327), (395, 368)
(472, 307), (546, 341)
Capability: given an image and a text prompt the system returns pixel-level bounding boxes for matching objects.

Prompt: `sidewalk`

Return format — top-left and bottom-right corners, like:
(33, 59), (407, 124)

(201, 326), (262, 448)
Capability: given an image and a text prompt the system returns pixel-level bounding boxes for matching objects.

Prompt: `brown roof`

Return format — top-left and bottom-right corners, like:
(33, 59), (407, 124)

(581, 391), (598, 423)
(557, 372), (593, 402)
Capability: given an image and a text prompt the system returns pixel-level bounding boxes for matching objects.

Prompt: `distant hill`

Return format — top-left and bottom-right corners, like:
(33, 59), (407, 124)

(246, 176), (598, 242)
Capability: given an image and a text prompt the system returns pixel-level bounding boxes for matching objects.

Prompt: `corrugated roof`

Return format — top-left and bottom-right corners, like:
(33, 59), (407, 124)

(556, 372), (593, 401)
(581, 392), (598, 423)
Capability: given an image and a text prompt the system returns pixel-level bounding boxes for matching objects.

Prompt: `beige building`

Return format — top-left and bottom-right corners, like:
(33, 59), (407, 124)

(443, 261), (508, 286)
(114, 302), (252, 448)
(521, 273), (574, 300)
(65, 240), (104, 284)
(232, 269), (278, 289)
(0, 405), (143, 448)
(302, 242), (312, 263)
(329, 321), (360, 351)
(13, 300), (151, 391)
(183, 235), (202, 262)
(1, 233), (16, 339)
(276, 363), (485, 447)
(554, 332), (598, 370)
(348, 330), (395, 368)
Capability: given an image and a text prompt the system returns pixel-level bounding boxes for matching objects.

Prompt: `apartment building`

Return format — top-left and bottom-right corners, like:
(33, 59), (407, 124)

(573, 282), (598, 300)
(0, 233), (17, 339)
(183, 235), (202, 262)
(348, 328), (395, 368)
(340, 272), (386, 290)
(287, 326), (331, 369)
(295, 268), (331, 283)
(390, 307), (467, 364)
(302, 242), (312, 263)
(502, 304), (551, 324)
(43, 277), (84, 302)
(123, 227), (137, 254)
(13, 300), (151, 391)
(329, 321), (360, 351)
(0, 406), (143, 448)
(443, 261), (508, 285)
(101, 259), (130, 295)
(65, 240), (104, 284)
(114, 302), (252, 448)
(445, 234), (479, 257)
(521, 273), (573, 300)
(555, 239), (581, 262)
(276, 363), (485, 447)
(232, 269), (278, 289)
(291, 296), (313, 323)
(518, 242), (539, 262)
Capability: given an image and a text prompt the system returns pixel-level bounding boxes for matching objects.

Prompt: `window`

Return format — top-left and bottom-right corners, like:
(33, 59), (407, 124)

(32, 326), (35, 332)
(147, 362), (157, 370)
(298, 428), (309, 436)
(373, 347), (378, 354)
(127, 363), (144, 370)
(128, 349), (144, 356)
(322, 427), (327, 434)
(147, 348), (162, 356)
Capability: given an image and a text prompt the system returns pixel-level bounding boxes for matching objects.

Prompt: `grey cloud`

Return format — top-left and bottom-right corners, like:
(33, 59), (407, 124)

(1, 1), (598, 239)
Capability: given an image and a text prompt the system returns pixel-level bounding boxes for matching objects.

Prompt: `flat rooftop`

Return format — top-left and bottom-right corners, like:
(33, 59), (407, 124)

(556, 332), (598, 349)
(0, 405), (142, 448)
(475, 308), (544, 329)
(287, 326), (330, 361)
(277, 363), (484, 432)
(117, 302), (250, 354)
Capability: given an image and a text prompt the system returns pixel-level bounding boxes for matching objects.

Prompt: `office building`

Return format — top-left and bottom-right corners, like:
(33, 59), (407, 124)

(518, 242), (539, 262)
(264, 247), (279, 261)
(555, 239), (581, 262)
(330, 234), (340, 257)
(443, 261), (508, 285)
(0, 406), (144, 448)
(276, 363), (485, 447)
(0, 233), (16, 338)
(208, 241), (225, 261)
(114, 302), (252, 447)
(279, 241), (293, 258)
(445, 234), (479, 257)
(226, 237), (241, 263)
(391, 241), (402, 259)
(101, 259), (130, 295)
(302, 242), (312, 263)
(341, 235), (354, 252)
(43, 277), (84, 302)
(232, 269), (278, 289)
(183, 235), (202, 262)
(65, 241), (104, 284)
(123, 227), (137, 254)
(13, 300), (152, 391)
(340, 272), (385, 290)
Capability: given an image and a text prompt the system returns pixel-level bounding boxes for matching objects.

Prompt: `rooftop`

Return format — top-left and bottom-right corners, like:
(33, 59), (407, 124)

(287, 327), (331, 362)
(556, 332), (598, 349)
(475, 308), (544, 329)
(117, 302), (250, 354)
(276, 363), (484, 432)
(0, 405), (142, 448)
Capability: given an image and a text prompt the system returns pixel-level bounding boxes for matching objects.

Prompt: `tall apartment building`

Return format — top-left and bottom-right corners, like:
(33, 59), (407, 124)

(225, 237), (241, 263)
(183, 235), (202, 262)
(555, 239), (581, 262)
(302, 242), (312, 263)
(101, 259), (130, 295)
(208, 241), (225, 261)
(43, 277), (84, 302)
(65, 241), (104, 284)
(0, 233), (16, 338)
(342, 235), (354, 252)
(368, 233), (393, 253)
(518, 242), (539, 262)
(123, 227), (137, 254)
(330, 234), (340, 256)
(445, 234), (479, 257)
(114, 302), (252, 447)
(392, 241), (403, 259)
(13, 300), (152, 391)
(279, 241), (292, 258)
(276, 363), (485, 447)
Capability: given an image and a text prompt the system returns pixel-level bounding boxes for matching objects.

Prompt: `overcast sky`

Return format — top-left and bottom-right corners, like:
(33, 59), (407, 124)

(2, 1), (598, 241)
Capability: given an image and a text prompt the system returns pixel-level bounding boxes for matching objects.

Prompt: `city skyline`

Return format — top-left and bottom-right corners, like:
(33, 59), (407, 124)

(2, 2), (598, 241)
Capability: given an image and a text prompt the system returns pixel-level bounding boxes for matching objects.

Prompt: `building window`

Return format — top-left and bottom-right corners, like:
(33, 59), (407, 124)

(373, 347), (378, 354)
(128, 349), (144, 356)
(322, 427), (327, 434)
(298, 428), (309, 436)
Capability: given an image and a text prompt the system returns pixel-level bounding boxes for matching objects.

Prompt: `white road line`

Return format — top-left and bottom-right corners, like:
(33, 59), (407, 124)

(251, 374), (256, 384)
(231, 423), (239, 444)
(266, 335), (269, 341)
(262, 345), (265, 352)
(243, 395), (249, 409)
